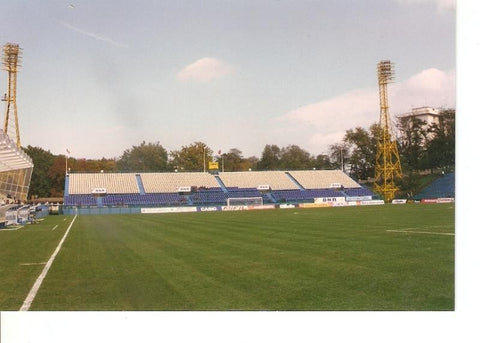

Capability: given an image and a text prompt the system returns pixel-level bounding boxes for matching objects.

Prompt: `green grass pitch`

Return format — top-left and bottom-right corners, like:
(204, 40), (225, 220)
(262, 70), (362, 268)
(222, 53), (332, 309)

(0, 204), (454, 310)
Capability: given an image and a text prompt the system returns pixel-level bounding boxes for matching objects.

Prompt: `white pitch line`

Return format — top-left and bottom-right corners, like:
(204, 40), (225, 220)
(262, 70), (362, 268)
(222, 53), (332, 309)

(386, 229), (454, 236)
(20, 262), (47, 266)
(0, 226), (23, 231)
(19, 214), (78, 311)
(51, 225), (58, 231)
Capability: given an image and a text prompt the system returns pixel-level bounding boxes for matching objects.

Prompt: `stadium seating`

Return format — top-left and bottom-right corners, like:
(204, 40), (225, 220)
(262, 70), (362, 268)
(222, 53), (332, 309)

(343, 188), (374, 197)
(272, 189), (345, 203)
(140, 172), (219, 193)
(288, 170), (360, 189)
(190, 189), (227, 205)
(64, 194), (97, 206)
(68, 173), (139, 194)
(414, 173), (455, 200)
(64, 170), (369, 207)
(218, 171), (297, 190)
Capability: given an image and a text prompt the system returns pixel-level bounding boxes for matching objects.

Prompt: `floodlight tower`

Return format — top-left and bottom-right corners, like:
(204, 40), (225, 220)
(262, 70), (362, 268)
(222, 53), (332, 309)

(2, 42), (22, 148)
(373, 60), (402, 202)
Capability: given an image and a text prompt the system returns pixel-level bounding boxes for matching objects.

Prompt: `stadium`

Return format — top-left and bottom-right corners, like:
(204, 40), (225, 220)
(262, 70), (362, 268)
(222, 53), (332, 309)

(62, 169), (378, 215)
(0, 42), (454, 312)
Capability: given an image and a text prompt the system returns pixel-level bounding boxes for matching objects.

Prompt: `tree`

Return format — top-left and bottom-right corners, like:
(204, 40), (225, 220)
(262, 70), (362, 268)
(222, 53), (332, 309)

(424, 109), (455, 171)
(396, 173), (423, 199)
(279, 145), (312, 170)
(257, 144), (282, 170)
(116, 141), (168, 172)
(329, 143), (349, 172)
(397, 116), (429, 172)
(48, 155), (67, 197)
(22, 146), (55, 198)
(70, 157), (117, 173)
(221, 148), (251, 171)
(343, 124), (380, 180)
(312, 154), (334, 170)
(169, 142), (212, 172)
(245, 156), (259, 171)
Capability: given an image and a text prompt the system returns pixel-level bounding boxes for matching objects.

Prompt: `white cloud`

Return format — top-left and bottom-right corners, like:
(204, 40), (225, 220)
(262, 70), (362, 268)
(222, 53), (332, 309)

(390, 68), (456, 112)
(281, 88), (378, 134)
(177, 58), (233, 82)
(395, 0), (456, 12)
(278, 68), (456, 153)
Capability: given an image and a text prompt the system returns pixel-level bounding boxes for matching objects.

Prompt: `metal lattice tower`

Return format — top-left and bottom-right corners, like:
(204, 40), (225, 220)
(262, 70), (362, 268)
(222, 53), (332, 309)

(373, 60), (402, 202)
(2, 42), (22, 148)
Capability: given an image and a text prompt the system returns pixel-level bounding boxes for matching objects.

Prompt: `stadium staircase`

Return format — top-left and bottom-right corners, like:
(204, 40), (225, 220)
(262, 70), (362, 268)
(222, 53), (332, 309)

(285, 172), (305, 190)
(136, 174), (146, 195)
(64, 175), (69, 196)
(265, 192), (277, 203)
(214, 175), (229, 193)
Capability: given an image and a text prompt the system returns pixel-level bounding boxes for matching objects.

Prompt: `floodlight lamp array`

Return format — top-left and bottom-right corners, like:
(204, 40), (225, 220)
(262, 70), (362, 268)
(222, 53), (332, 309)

(377, 60), (394, 84)
(2, 43), (22, 72)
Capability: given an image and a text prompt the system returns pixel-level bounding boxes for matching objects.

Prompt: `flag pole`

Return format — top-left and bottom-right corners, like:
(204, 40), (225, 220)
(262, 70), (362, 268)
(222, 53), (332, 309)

(65, 149), (70, 175)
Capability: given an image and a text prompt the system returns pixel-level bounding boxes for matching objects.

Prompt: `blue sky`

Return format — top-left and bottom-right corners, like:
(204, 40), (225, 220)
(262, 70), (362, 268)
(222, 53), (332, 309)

(1, 0), (456, 159)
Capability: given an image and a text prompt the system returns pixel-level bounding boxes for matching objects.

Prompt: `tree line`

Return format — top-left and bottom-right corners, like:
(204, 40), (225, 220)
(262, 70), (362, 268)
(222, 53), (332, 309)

(23, 109), (454, 199)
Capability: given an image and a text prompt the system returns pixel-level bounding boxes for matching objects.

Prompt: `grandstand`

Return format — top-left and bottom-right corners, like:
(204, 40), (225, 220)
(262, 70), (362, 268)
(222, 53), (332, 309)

(63, 170), (374, 210)
(0, 129), (33, 203)
(414, 172), (455, 200)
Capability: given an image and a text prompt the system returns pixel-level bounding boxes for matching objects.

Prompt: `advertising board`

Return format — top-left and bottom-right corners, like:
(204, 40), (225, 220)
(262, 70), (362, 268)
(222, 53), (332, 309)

(346, 196), (372, 201)
(199, 206), (220, 212)
(246, 205), (276, 210)
(421, 199), (438, 204)
(279, 204), (296, 209)
(314, 196), (346, 204)
(141, 207), (197, 214)
(221, 206), (248, 211)
(360, 200), (385, 206)
(437, 198), (454, 203)
(299, 203), (332, 208)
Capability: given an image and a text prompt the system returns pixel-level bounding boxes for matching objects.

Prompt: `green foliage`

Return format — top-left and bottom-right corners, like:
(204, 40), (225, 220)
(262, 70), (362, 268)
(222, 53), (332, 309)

(397, 117), (429, 171)
(257, 144), (282, 170)
(22, 146), (55, 198)
(279, 145), (313, 169)
(397, 109), (455, 173)
(257, 144), (326, 170)
(424, 110), (455, 171)
(329, 143), (349, 171)
(342, 124), (380, 180)
(169, 141), (211, 172)
(116, 141), (168, 172)
(71, 158), (116, 173)
(312, 153), (334, 170)
(221, 148), (254, 171)
(48, 156), (67, 197)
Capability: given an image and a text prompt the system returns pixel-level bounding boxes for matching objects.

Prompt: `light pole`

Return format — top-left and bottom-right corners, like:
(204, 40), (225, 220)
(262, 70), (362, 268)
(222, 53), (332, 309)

(203, 146), (206, 173)
(65, 148), (70, 175)
(340, 148), (344, 172)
